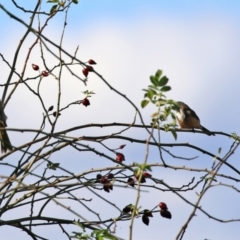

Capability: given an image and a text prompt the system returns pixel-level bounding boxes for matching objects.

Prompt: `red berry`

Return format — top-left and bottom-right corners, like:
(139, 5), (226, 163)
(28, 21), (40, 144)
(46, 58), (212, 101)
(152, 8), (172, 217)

(103, 185), (110, 193)
(159, 202), (168, 210)
(96, 174), (102, 180)
(82, 98), (90, 107)
(139, 176), (146, 183)
(107, 173), (114, 179)
(100, 177), (107, 184)
(88, 59), (96, 65)
(82, 68), (89, 77)
(143, 172), (152, 178)
(53, 111), (61, 117)
(101, 178), (112, 192)
(42, 71), (48, 77)
(127, 177), (135, 187)
(134, 171), (146, 183)
(116, 153), (125, 162)
(119, 144), (126, 149)
(32, 64), (39, 71)
(86, 65), (94, 72)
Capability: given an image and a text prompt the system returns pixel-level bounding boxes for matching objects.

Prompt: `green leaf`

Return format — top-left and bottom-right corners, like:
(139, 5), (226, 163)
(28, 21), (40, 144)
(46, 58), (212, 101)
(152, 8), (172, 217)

(170, 129), (177, 140)
(91, 230), (117, 240)
(155, 69), (162, 80)
(141, 100), (149, 108)
(158, 76), (169, 86)
(156, 99), (166, 107)
(144, 93), (148, 98)
(47, 162), (60, 170)
(160, 86), (171, 92)
(166, 99), (176, 105)
(73, 221), (85, 231)
(147, 90), (155, 100)
(150, 89), (157, 95)
(205, 177), (217, 182)
(164, 124), (169, 131)
(156, 93), (166, 99)
(171, 101), (180, 111)
(150, 76), (158, 86)
(159, 114), (166, 121)
(164, 106), (171, 115)
(47, 0), (58, 3)
(101, 233), (118, 240)
(50, 4), (58, 14)
(72, 0), (79, 3)
(148, 85), (158, 90)
(231, 132), (240, 142)
(71, 231), (90, 240)
(171, 112), (176, 120)
(135, 163), (152, 171)
(58, 1), (65, 7)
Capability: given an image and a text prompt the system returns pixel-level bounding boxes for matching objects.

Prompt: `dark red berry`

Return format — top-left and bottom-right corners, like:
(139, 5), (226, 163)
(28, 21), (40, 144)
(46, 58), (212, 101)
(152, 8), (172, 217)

(100, 177), (107, 184)
(143, 172), (152, 178)
(160, 209), (172, 219)
(159, 202), (168, 210)
(96, 174), (102, 180)
(119, 144), (126, 149)
(53, 111), (61, 117)
(42, 71), (48, 77)
(107, 173), (114, 179)
(127, 177), (135, 187)
(86, 65), (94, 72)
(32, 64), (39, 71)
(82, 68), (89, 77)
(140, 176), (146, 183)
(116, 153), (125, 162)
(103, 185), (110, 193)
(88, 59), (96, 65)
(82, 98), (90, 107)
(102, 179), (112, 192)
(134, 172), (146, 183)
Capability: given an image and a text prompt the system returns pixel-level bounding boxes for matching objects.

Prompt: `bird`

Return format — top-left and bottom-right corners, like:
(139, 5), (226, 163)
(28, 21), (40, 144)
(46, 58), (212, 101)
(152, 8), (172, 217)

(176, 101), (215, 136)
(0, 101), (12, 153)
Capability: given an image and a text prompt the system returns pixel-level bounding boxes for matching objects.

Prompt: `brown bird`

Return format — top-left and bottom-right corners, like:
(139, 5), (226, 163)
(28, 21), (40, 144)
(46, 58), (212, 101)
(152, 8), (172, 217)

(176, 101), (215, 136)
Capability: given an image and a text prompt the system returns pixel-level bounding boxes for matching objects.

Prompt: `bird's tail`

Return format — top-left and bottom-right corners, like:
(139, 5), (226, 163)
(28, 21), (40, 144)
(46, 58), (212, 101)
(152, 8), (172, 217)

(200, 125), (215, 136)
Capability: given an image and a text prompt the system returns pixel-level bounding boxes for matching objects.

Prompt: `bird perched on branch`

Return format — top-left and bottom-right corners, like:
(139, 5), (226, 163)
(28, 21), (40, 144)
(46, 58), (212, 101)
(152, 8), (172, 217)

(0, 101), (12, 153)
(176, 101), (215, 136)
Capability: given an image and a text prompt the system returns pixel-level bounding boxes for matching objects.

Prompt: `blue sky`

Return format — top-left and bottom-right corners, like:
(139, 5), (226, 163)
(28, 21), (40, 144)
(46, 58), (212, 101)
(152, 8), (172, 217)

(1, 1), (240, 240)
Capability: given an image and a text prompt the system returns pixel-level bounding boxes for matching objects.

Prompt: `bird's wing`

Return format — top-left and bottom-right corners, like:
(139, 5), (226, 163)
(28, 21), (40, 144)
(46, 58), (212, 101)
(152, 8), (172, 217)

(184, 106), (200, 121)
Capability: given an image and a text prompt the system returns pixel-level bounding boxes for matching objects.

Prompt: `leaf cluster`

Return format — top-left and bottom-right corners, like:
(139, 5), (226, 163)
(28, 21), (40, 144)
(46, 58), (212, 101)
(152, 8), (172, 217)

(141, 69), (179, 139)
